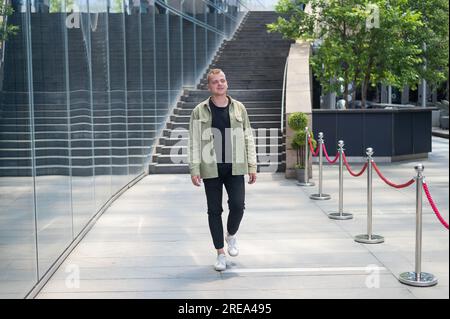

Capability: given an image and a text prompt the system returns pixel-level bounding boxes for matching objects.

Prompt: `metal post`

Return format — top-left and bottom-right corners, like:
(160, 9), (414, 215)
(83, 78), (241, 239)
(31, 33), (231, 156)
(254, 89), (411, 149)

(328, 141), (352, 220)
(421, 78), (427, 108)
(311, 132), (330, 200)
(355, 148), (384, 244)
(388, 85), (392, 104)
(297, 127), (315, 187)
(399, 164), (438, 287)
(421, 43), (427, 108)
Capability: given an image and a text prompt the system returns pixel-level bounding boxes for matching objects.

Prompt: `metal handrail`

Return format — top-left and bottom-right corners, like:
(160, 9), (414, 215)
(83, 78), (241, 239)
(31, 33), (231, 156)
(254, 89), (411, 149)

(281, 57), (288, 132)
(0, 0), (11, 93)
(154, 0), (226, 36)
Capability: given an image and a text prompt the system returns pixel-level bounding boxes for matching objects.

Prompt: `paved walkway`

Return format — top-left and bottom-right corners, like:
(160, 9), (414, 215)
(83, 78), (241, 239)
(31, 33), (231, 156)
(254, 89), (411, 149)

(38, 137), (449, 299)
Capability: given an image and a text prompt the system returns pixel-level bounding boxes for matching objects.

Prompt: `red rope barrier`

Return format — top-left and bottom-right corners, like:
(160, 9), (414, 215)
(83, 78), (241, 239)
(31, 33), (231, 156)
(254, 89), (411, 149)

(322, 144), (339, 164)
(308, 137), (320, 157)
(372, 162), (415, 189)
(342, 153), (368, 177)
(423, 182), (449, 230)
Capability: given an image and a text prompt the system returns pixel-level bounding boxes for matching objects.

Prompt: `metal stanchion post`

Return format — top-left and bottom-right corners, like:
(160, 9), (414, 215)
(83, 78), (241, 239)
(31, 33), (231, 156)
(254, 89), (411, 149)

(328, 140), (352, 220)
(311, 132), (330, 200)
(355, 148), (384, 244)
(297, 127), (314, 187)
(399, 164), (438, 287)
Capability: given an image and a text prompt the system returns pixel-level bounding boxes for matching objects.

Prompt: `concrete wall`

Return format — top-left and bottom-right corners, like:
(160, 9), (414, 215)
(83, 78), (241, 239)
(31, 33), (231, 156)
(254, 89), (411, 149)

(285, 40), (313, 179)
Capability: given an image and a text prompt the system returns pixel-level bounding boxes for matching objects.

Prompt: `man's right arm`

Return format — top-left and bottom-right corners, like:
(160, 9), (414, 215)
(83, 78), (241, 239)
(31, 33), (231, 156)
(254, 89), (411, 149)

(188, 107), (201, 179)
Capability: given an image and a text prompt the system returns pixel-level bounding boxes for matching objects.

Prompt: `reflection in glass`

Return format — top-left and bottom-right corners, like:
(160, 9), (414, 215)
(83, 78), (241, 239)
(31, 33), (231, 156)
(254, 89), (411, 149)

(125, 2), (144, 177)
(183, 18), (196, 86)
(109, 1), (129, 193)
(90, 0), (112, 212)
(0, 0), (244, 298)
(154, 3), (169, 131)
(0, 4), (38, 298)
(31, 0), (72, 277)
(169, 9), (182, 106)
(67, 0), (96, 237)
(141, 1), (157, 163)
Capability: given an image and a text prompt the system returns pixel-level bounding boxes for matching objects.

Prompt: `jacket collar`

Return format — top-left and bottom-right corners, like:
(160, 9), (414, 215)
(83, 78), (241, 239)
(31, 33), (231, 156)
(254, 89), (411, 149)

(200, 95), (242, 120)
(201, 95), (232, 108)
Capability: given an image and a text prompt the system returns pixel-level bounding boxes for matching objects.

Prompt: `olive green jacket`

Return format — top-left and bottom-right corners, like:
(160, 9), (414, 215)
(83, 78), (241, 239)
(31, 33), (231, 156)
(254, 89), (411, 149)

(187, 96), (257, 179)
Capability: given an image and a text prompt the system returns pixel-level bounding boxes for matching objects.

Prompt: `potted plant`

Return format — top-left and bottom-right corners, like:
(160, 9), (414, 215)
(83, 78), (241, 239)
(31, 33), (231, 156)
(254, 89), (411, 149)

(288, 113), (316, 182)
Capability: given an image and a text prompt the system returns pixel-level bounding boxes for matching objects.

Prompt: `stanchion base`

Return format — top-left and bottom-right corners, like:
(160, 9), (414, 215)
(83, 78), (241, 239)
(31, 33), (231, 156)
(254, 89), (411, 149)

(297, 181), (315, 187)
(310, 193), (331, 200)
(399, 272), (438, 287)
(354, 234), (384, 244)
(328, 212), (353, 220)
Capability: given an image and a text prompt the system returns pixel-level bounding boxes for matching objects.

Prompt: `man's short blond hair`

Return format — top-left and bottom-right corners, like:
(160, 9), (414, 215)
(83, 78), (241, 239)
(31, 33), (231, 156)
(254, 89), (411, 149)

(207, 69), (226, 84)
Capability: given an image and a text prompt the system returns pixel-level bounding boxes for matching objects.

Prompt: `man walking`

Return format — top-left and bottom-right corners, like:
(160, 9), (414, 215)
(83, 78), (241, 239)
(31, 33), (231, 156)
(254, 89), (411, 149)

(188, 69), (257, 271)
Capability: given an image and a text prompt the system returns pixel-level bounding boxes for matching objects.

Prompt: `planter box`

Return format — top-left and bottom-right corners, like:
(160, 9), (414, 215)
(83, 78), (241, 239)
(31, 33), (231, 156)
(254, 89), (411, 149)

(312, 107), (435, 161)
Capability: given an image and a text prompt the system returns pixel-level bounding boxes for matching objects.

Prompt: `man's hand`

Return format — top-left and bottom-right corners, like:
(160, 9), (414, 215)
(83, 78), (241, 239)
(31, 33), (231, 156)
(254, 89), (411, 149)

(248, 173), (257, 184)
(191, 175), (202, 187)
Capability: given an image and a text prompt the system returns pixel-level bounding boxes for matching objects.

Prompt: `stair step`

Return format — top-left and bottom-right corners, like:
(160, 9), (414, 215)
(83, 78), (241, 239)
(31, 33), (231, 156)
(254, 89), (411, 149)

(181, 90), (282, 101)
(213, 57), (288, 62)
(216, 50), (289, 56)
(170, 114), (281, 122)
(148, 161), (286, 174)
(210, 65), (286, 70)
(213, 49), (287, 55)
(148, 163), (190, 174)
(174, 107), (281, 116)
(199, 79), (283, 84)
(156, 144), (284, 155)
(158, 135), (283, 146)
(201, 72), (284, 79)
(210, 66), (286, 72)
(217, 46), (291, 52)
(165, 121), (281, 130)
(200, 84), (283, 90)
(177, 101), (281, 109)
(201, 71), (285, 78)
(220, 39), (291, 44)
(152, 153), (285, 164)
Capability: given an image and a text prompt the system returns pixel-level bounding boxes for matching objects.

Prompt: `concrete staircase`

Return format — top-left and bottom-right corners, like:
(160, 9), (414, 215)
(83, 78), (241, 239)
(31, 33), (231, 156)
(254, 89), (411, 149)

(149, 11), (293, 174)
(0, 12), (215, 176)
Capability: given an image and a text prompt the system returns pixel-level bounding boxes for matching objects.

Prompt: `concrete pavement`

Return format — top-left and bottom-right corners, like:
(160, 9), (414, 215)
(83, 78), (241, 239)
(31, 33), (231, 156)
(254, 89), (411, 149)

(37, 137), (449, 299)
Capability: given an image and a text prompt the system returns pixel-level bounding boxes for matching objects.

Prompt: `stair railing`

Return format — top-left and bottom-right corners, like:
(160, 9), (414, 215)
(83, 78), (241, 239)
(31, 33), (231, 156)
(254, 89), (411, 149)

(281, 57), (288, 133)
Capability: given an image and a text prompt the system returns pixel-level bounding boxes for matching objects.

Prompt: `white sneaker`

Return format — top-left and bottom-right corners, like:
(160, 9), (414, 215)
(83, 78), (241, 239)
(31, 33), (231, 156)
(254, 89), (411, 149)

(225, 233), (239, 257)
(214, 254), (227, 271)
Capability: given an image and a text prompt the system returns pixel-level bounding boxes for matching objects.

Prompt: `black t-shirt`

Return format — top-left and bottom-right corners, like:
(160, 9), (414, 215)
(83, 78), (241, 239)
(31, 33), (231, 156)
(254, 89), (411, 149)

(209, 97), (232, 164)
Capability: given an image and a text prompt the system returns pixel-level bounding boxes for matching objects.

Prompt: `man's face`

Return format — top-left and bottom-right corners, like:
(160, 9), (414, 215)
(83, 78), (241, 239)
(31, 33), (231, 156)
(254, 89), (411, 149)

(208, 72), (228, 96)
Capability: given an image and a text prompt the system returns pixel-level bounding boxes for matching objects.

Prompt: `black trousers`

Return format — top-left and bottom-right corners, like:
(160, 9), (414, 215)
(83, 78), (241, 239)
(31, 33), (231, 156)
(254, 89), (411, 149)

(203, 163), (245, 249)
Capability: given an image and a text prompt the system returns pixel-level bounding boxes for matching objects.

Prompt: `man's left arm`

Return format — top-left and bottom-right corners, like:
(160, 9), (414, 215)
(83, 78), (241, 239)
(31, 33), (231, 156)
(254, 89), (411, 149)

(243, 107), (257, 176)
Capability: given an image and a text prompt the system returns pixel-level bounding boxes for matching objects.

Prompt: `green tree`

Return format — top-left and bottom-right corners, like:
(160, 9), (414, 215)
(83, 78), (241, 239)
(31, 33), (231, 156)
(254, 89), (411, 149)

(407, 0), (449, 98)
(268, 0), (432, 108)
(49, 0), (75, 12)
(1, 1), (19, 42)
(50, 0), (62, 12)
(113, 0), (125, 12)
